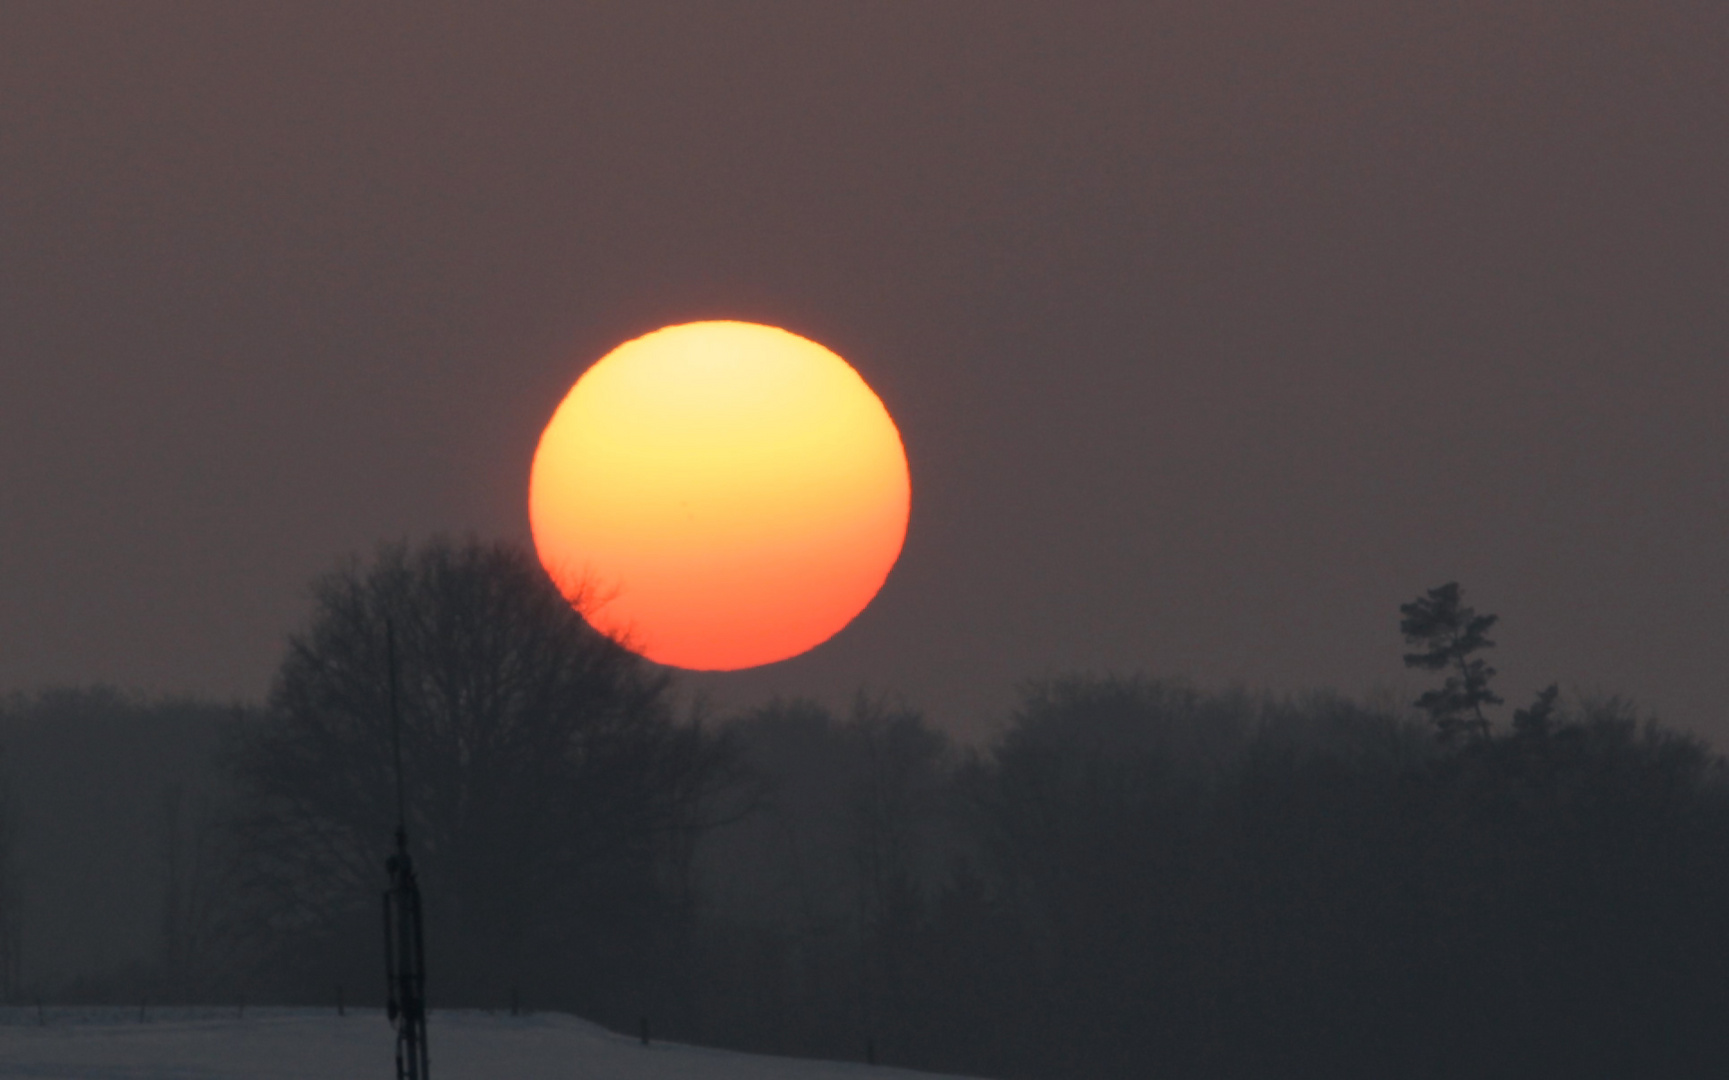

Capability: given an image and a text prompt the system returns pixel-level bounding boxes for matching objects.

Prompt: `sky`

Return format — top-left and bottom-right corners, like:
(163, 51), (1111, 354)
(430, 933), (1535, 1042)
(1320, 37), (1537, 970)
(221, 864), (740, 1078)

(3, 2), (1725, 742)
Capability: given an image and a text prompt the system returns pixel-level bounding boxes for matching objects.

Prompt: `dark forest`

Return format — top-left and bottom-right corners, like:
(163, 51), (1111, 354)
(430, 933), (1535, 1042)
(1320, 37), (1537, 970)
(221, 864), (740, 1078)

(2, 538), (1725, 1079)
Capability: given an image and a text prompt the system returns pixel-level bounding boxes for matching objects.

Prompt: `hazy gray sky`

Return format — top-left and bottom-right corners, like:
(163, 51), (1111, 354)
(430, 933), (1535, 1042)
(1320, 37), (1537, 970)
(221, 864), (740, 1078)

(3, 2), (1725, 739)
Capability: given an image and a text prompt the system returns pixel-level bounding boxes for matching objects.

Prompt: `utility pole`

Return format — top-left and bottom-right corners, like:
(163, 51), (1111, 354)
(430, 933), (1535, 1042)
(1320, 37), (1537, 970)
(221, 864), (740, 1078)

(383, 620), (430, 1080)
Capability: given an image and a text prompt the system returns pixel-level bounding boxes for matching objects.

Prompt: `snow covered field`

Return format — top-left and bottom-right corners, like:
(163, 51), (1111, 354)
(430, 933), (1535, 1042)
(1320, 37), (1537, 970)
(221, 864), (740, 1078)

(0, 1007), (982, 1080)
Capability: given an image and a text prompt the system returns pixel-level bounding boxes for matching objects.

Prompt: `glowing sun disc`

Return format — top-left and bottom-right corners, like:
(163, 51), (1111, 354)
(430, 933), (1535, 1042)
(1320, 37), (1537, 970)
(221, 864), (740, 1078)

(529, 320), (911, 670)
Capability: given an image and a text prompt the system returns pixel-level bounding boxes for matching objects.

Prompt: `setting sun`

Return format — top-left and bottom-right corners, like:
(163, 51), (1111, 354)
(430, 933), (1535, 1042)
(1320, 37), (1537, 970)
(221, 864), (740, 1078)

(529, 321), (910, 670)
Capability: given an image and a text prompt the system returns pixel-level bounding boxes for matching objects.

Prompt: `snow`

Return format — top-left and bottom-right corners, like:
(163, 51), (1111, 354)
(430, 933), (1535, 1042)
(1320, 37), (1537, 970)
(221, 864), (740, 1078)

(0, 1008), (983, 1080)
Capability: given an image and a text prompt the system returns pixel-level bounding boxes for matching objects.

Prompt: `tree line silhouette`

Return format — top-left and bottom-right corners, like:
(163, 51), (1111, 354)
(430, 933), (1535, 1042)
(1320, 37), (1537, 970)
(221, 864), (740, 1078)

(2, 538), (1727, 1079)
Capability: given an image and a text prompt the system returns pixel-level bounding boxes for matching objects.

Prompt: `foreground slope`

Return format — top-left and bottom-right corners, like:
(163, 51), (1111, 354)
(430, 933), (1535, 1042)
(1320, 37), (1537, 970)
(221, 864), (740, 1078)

(0, 1008), (981, 1080)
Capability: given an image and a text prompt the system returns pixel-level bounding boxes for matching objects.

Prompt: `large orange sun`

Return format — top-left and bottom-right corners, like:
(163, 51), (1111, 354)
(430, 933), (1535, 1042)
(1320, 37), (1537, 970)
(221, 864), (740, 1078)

(529, 321), (911, 670)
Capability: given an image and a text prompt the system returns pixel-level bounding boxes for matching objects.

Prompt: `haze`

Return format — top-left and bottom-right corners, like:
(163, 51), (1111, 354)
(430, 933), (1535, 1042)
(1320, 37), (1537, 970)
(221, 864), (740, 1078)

(2, 2), (1725, 741)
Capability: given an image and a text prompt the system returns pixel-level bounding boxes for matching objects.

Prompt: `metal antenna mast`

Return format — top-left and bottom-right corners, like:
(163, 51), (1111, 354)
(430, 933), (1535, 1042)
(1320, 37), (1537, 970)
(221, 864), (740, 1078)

(383, 618), (430, 1080)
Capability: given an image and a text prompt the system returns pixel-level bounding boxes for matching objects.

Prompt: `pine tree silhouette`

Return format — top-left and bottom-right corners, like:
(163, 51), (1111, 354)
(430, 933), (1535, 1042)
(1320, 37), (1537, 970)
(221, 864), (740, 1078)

(1399, 582), (1503, 744)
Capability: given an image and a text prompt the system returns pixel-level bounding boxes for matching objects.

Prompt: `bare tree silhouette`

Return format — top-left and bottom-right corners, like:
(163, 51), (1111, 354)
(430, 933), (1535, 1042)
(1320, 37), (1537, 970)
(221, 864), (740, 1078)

(227, 537), (734, 1010)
